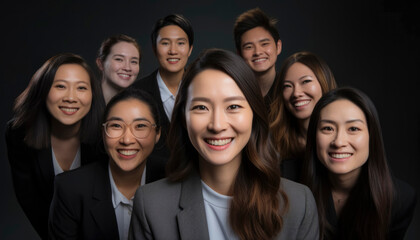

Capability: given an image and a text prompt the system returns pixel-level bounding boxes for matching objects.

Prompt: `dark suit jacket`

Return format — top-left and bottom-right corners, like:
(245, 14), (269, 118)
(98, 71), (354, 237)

(5, 121), (102, 240)
(326, 177), (417, 239)
(129, 70), (170, 183)
(129, 170), (319, 240)
(48, 161), (119, 240)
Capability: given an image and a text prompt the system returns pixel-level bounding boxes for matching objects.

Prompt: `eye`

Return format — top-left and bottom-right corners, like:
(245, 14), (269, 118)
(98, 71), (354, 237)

(227, 104), (241, 110)
(283, 83), (292, 89)
(178, 41), (186, 46)
(54, 84), (66, 89)
(262, 42), (269, 46)
(320, 126), (334, 132)
(302, 79), (312, 84)
(348, 126), (360, 132)
(191, 105), (207, 111)
(114, 57), (123, 62)
(131, 60), (139, 65)
(77, 86), (88, 90)
(134, 123), (148, 130)
(243, 45), (252, 50)
(160, 41), (169, 46)
(108, 122), (123, 129)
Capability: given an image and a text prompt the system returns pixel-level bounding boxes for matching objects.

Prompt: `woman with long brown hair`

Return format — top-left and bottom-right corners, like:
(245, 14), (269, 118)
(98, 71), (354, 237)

(129, 48), (319, 239)
(302, 87), (416, 239)
(269, 51), (337, 180)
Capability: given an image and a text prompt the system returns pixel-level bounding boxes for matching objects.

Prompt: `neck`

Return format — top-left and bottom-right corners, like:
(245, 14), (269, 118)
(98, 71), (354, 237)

(50, 117), (81, 140)
(110, 160), (144, 199)
(297, 118), (310, 146)
(329, 169), (360, 193)
(102, 79), (120, 104)
(159, 68), (184, 95)
(255, 66), (276, 97)
(198, 156), (241, 196)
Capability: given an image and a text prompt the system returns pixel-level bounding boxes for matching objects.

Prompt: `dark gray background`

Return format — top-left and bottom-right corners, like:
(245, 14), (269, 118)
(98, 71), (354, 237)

(1, 0), (419, 239)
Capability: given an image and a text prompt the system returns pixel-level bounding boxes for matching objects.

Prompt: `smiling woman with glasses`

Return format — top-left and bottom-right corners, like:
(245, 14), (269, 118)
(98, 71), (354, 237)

(49, 88), (163, 240)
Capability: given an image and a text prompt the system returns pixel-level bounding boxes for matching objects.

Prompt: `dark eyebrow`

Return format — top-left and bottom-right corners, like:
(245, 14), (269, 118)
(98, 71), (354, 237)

(159, 37), (188, 42)
(113, 54), (139, 60)
(320, 119), (365, 124)
(191, 96), (247, 103)
(106, 117), (151, 122)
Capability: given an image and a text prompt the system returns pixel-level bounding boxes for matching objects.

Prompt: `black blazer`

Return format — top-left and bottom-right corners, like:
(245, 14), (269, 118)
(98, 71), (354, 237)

(326, 177), (417, 239)
(48, 161), (118, 240)
(5, 121), (103, 240)
(129, 70), (170, 183)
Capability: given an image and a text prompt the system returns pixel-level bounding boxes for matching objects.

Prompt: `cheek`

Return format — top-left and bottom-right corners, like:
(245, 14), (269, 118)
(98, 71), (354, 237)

(316, 134), (329, 161)
(355, 133), (370, 159)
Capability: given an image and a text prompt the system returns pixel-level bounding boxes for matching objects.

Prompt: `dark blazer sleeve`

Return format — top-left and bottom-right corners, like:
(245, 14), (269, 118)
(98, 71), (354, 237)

(5, 121), (51, 240)
(389, 178), (417, 239)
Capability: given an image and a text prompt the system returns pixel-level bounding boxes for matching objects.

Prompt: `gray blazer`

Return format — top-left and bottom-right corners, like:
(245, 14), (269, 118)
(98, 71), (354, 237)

(129, 171), (319, 240)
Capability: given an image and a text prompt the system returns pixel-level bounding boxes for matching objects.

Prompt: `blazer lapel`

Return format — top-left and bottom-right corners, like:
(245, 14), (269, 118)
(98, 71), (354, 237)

(90, 162), (119, 239)
(37, 147), (55, 199)
(177, 171), (210, 240)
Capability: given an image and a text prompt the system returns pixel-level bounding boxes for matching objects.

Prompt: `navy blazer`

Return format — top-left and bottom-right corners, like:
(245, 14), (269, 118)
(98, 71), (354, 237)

(5, 121), (102, 240)
(129, 70), (170, 183)
(129, 170), (319, 240)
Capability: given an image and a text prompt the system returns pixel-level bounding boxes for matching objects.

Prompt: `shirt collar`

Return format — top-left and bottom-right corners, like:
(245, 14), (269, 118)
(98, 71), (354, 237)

(157, 71), (176, 102)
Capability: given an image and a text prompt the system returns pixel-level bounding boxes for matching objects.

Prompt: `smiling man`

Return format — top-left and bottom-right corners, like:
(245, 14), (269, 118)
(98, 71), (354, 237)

(234, 8), (282, 112)
(130, 13), (194, 182)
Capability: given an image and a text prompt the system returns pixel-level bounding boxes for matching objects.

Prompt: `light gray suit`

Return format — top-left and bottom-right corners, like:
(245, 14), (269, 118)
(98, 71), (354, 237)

(129, 171), (319, 240)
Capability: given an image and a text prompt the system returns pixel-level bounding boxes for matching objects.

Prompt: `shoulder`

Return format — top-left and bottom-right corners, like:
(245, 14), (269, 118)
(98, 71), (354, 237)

(136, 178), (182, 202)
(130, 70), (158, 90)
(281, 178), (313, 200)
(281, 178), (317, 218)
(54, 161), (107, 192)
(392, 177), (417, 217)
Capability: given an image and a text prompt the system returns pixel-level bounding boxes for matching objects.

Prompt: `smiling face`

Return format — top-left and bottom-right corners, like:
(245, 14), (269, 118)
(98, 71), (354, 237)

(240, 26), (281, 74)
(155, 25), (192, 74)
(282, 62), (323, 122)
(185, 69), (253, 172)
(101, 41), (140, 89)
(46, 64), (92, 127)
(104, 98), (160, 174)
(316, 99), (369, 180)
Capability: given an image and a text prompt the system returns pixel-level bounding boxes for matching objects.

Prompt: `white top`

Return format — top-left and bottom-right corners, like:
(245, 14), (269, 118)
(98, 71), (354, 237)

(201, 181), (238, 240)
(157, 71), (177, 121)
(109, 164), (146, 240)
(52, 146), (81, 175)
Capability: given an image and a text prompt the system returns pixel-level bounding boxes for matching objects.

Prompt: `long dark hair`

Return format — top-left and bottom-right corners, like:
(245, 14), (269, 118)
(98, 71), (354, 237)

(11, 53), (105, 149)
(302, 87), (393, 240)
(270, 51), (337, 160)
(166, 48), (288, 240)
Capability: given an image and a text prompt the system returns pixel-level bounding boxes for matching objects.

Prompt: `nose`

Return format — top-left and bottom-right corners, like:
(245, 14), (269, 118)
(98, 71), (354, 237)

(331, 128), (347, 147)
(123, 60), (132, 71)
(168, 43), (177, 55)
(292, 85), (303, 98)
(207, 108), (228, 133)
(119, 127), (136, 145)
(63, 88), (77, 103)
(253, 44), (262, 56)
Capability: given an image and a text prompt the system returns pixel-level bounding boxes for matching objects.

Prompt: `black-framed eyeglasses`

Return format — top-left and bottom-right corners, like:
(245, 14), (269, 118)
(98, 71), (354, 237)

(102, 119), (157, 139)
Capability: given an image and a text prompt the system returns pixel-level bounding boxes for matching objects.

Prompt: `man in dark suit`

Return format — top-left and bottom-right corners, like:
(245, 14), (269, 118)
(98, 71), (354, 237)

(130, 13), (194, 182)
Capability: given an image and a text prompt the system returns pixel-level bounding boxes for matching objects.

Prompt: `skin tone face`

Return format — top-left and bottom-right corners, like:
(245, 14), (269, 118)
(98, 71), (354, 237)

(282, 62), (323, 126)
(185, 69), (253, 182)
(46, 64), (92, 127)
(104, 99), (160, 175)
(155, 25), (192, 74)
(316, 99), (369, 181)
(240, 26), (281, 74)
(100, 41), (140, 89)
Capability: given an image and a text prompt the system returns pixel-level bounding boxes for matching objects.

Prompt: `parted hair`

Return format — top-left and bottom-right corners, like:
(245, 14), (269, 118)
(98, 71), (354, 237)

(233, 7), (280, 54)
(269, 51), (337, 161)
(151, 13), (194, 51)
(11, 53), (105, 149)
(302, 87), (394, 240)
(166, 48), (288, 240)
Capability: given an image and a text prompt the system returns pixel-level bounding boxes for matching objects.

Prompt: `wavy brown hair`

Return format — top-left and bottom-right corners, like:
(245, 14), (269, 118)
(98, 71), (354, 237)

(166, 48), (288, 240)
(302, 87), (394, 239)
(269, 51), (337, 161)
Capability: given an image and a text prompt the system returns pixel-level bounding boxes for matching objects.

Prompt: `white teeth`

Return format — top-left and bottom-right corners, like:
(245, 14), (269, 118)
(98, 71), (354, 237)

(168, 59), (179, 62)
(206, 138), (232, 146)
(118, 150), (138, 156)
(330, 153), (351, 159)
(60, 107), (78, 112)
(294, 100), (310, 107)
(118, 74), (130, 77)
(253, 58), (267, 62)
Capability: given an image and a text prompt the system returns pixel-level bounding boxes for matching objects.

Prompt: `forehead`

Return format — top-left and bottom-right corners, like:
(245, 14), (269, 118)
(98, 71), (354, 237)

(241, 26), (275, 43)
(320, 99), (366, 122)
(107, 98), (153, 120)
(109, 41), (139, 57)
(187, 69), (245, 99)
(54, 64), (90, 83)
(285, 62), (315, 80)
(158, 25), (188, 40)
